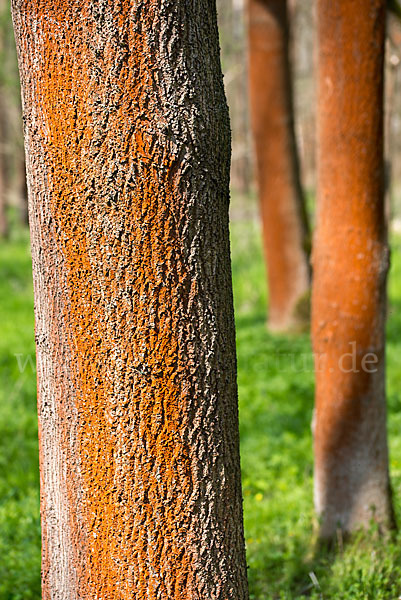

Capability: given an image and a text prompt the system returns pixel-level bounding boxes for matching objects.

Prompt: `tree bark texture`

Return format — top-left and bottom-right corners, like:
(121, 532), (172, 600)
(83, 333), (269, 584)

(312, 0), (394, 539)
(12, 1), (249, 598)
(247, 0), (310, 332)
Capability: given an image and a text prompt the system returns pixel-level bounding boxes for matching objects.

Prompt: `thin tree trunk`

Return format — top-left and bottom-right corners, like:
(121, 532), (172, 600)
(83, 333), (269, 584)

(0, 103), (7, 238)
(248, 0), (310, 332)
(18, 147), (28, 226)
(0, 0), (8, 239)
(12, 1), (249, 598)
(384, 17), (401, 225)
(217, 0), (252, 196)
(312, 0), (394, 540)
(230, 0), (252, 195)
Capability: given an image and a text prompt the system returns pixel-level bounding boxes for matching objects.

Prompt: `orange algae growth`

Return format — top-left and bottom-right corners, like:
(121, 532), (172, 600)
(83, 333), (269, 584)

(34, 2), (196, 597)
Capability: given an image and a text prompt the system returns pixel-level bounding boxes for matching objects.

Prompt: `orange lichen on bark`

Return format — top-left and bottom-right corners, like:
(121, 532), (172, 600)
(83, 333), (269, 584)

(248, 0), (310, 332)
(312, 0), (394, 539)
(37, 6), (194, 596)
(13, 0), (248, 598)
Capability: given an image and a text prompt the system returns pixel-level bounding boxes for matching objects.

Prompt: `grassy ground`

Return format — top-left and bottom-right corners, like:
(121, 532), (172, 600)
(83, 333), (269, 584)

(2, 215), (401, 598)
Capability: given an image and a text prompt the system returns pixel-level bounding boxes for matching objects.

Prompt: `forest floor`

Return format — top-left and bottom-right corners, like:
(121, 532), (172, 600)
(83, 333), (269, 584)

(2, 212), (401, 599)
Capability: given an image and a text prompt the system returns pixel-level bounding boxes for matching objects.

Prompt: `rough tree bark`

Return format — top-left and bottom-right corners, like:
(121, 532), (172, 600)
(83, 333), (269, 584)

(12, 1), (249, 598)
(247, 0), (310, 332)
(312, 0), (394, 540)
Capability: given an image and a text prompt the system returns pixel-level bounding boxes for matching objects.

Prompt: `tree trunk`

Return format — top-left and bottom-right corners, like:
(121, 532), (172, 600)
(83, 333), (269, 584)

(18, 147), (28, 226)
(0, 103), (7, 238)
(312, 0), (394, 540)
(247, 0), (310, 332)
(217, 0), (252, 196)
(0, 0), (8, 239)
(12, 1), (249, 598)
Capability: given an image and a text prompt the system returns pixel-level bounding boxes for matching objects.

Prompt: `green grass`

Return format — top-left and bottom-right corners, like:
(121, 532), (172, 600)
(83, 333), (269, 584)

(2, 217), (401, 598)
(0, 225), (40, 600)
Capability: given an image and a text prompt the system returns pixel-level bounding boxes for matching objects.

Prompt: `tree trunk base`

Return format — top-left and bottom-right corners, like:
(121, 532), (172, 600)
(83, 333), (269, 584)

(267, 289), (310, 334)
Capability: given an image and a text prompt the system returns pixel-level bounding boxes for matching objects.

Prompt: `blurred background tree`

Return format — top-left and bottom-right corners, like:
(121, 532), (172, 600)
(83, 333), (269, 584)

(0, 0), (27, 238)
(217, 0), (252, 196)
(247, 0), (310, 333)
(217, 0), (317, 203)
